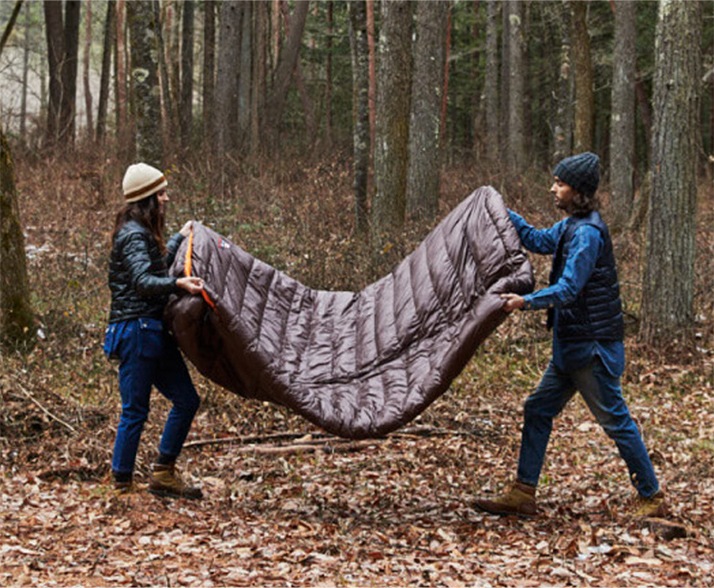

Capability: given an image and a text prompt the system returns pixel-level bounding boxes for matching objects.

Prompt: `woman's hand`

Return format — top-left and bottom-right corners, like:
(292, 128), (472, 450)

(176, 276), (204, 295)
(500, 293), (525, 313)
(179, 221), (193, 238)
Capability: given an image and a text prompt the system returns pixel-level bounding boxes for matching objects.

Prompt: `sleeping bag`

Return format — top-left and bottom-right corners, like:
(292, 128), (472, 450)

(164, 186), (533, 439)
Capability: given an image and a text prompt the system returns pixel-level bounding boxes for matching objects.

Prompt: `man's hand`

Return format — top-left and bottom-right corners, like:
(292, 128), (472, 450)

(500, 293), (525, 313)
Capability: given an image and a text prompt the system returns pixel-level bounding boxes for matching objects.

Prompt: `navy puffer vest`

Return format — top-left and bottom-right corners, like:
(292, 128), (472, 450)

(547, 212), (624, 342)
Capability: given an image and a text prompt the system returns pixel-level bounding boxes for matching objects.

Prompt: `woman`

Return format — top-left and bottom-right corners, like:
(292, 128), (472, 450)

(103, 162), (204, 499)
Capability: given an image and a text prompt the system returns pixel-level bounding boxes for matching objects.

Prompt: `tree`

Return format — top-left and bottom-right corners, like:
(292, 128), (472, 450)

(96, 0), (115, 142)
(43, 0), (64, 146)
(552, 1), (573, 164)
(179, 0), (194, 149)
(202, 0), (216, 148)
(640, 0), (702, 347)
(406, 0), (449, 220)
(484, 0), (499, 164)
(348, 0), (370, 235)
(609, 0), (637, 231)
(506, 0), (525, 172)
(214, 1), (241, 155)
(570, 0), (593, 152)
(371, 0), (412, 248)
(0, 127), (35, 352)
(127, 0), (163, 164)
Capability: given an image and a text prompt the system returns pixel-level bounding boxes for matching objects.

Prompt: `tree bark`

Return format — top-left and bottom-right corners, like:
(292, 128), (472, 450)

(43, 0), (64, 147)
(640, 0), (702, 347)
(406, 0), (449, 220)
(609, 0), (636, 231)
(96, 0), (115, 143)
(552, 1), (573, 164)
(263, 0), (310, 149)
(570, 0), (593, 152)
(506, 0), (525, 171)
(60, 0), (81, 146)
(202, 0), (216, 148)
(348, 0), (370, 235)
(179, 0), (194, 148)
(83, 0), (94, 138)
(371, 0), (412, 249)
(238, 1), (253, 147)
(0, 128), (35, 352)
(127, 0), (163, 164)
(484, 0), (499, 164)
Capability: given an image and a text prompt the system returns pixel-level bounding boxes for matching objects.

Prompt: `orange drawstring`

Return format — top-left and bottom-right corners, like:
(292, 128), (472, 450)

(184, 226), (217, 311)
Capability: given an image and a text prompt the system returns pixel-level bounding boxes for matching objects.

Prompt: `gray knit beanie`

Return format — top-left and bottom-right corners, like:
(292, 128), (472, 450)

(553, 152), (600, 196)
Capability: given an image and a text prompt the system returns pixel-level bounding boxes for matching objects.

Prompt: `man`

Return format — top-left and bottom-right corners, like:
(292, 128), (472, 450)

(474, 152), (665, 518)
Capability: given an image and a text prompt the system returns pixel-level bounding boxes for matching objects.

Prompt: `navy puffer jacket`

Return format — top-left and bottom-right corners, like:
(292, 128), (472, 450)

(108, 220), (184, 323)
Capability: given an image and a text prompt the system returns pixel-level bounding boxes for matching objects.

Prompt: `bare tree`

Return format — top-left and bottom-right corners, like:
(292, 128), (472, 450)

(552, 1), (573, 164)
(202, 0), (216, 147)
(127, 0), (163, 163)
(179, 0), (194, 148)
(506, 0), (525, 172)
(0, 128), (35, 352)
(406, 0), (449, 220)
(640, 0), (702, 347)
(372, 0), (412, 247)
(484, 0), (499, 164)
(96, 0), (115, 143)
(609, 0), (636, 231)
(570, 0), (593, 152)
(83, 0), (94, 137)
(214, 0), (242, 155)
(348, 0), (370, 235)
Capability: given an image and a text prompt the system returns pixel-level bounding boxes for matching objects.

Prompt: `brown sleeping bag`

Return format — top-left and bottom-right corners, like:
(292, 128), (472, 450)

(164, 186), (533, 439)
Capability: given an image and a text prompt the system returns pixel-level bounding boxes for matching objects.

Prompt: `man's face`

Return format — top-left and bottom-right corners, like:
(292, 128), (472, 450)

(550, 177), (576, 212)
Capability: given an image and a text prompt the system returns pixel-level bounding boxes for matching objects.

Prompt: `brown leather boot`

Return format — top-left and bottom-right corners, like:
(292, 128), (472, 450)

(473, 481), (537, 517)
(632, 490), (666, 518)
(149, 463), (203, 500)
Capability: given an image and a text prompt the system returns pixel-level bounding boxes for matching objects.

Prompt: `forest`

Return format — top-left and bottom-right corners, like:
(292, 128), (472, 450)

(0, 0), (713, 586)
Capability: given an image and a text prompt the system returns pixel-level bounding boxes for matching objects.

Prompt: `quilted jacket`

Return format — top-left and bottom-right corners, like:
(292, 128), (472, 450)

(108, 220), (184, 323)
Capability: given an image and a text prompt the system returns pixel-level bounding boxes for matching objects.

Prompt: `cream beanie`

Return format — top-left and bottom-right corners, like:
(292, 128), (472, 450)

(122, 163), (168, 203)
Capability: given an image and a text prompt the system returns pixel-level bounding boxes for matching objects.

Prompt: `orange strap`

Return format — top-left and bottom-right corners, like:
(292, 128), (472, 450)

(184, 227), (217, 311)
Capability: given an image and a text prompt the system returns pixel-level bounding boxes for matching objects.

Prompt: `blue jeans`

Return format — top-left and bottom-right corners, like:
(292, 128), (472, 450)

(517, 359), (660, 498)
(104, 318), (200, 476)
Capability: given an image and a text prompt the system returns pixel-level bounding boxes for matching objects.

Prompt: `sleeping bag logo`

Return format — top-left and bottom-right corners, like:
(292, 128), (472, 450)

(216, 238), (231, 251)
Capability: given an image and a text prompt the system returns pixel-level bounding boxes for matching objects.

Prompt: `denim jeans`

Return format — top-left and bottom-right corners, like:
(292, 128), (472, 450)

(517, 358), (660, 498)
(104, 318), (200, 476)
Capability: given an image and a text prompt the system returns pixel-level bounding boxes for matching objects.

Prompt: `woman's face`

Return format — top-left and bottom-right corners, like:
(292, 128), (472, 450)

(155, 189), (169, 215)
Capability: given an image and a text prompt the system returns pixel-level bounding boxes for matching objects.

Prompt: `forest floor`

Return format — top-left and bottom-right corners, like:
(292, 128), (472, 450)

(1, 153), (713, 586)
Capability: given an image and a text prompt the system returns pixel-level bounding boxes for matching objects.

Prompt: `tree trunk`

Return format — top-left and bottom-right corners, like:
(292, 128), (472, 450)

(43, 0), (64, 147)
(506, 0), (525, 172)
(640, 0), (701, 347)
(406, 0), (449, 220)
(179, 0), (194, 149)
(348, 0), (370, 235)
(214, 1), (242, 160)
(323, 0), (334, 147)
(83, 0), (94, 138)
(251, 1), (268, 154)
(20, 1), (30, 142)
(570, 0), (593, 153)
(115, 0), (129, 152)
(96, 0), (115, 143)
(0, 128), (35, 352)
(202, 0), (216, 148)
(60, 0), (81, 146)
(366, 0), (376, 153)
(553, 1), (573, 164)
(238, 1), (253, 147)
(484, 0), (499, 164)
(263, 0), (310, 150)
(371, 0), (412, 248)
(127, 0), (163, 164)
(609, 0), (636, 231)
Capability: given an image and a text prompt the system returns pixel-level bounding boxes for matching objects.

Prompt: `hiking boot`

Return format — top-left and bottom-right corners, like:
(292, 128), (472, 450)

(633, 490), (666, 518)
(149, 463), (203, 500)
(473, 481), (537, 517)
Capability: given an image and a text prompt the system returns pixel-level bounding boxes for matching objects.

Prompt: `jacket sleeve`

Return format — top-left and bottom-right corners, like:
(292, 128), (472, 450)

(165, 232), (185, 268)
(123, 231), (178, 298)
(508, 209), (562, 255)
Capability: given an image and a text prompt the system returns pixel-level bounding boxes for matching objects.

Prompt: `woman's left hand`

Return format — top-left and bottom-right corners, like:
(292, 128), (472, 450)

(180, 221), (193, 238)
(177, 276), (204, 295)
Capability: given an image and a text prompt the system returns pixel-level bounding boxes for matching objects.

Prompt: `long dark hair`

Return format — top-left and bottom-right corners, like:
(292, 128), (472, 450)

(570, 190), (600, 217)
(111, 193), (166, 254)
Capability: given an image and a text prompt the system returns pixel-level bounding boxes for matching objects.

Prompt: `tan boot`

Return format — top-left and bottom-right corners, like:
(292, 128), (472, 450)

(473, 481), (537, 517)
(149, 463), (203, 500)
(632, 490), (666, 518)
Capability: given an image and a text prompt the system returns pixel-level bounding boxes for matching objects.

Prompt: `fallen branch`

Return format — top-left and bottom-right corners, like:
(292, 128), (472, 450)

(231, 439), (380, 455)
(15, 381), (77, 434)
(184, 425), (449, 449)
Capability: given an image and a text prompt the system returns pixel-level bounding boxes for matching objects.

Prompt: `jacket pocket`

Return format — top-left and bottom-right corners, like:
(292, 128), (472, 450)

(138, 318), (166, 359)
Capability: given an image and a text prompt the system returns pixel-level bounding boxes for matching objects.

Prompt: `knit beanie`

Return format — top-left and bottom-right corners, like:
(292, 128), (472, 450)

(122, 163), (168, 203)
(553, 152), (600, 196)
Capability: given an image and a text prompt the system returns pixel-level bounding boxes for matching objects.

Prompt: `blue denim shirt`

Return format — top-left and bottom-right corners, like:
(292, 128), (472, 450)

(509, 210), (624, 377)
